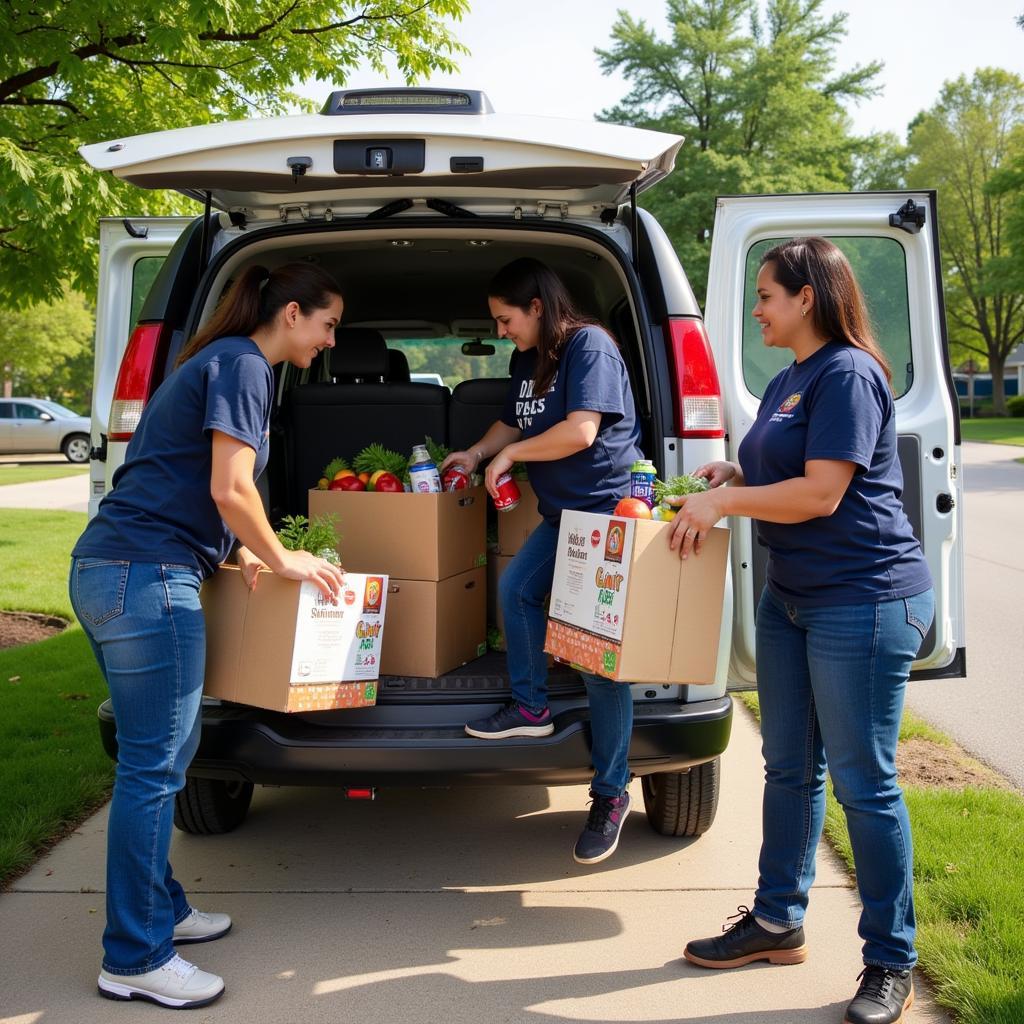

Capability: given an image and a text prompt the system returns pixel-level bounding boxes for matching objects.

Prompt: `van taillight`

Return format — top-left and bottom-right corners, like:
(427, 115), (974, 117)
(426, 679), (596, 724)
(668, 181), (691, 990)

(108, 323), (165, 441)
(665, 317), (725, 438)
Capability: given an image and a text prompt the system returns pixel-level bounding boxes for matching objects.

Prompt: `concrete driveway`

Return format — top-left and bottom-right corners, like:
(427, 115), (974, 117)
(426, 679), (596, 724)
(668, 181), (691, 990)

(1, 703), (950, 1024)
(0, 455), (89, 513)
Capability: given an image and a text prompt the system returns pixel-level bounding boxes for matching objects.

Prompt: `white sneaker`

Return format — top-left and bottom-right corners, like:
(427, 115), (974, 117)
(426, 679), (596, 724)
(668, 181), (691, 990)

(172, 908), (233, 944)
(98, 954), (224, 1008)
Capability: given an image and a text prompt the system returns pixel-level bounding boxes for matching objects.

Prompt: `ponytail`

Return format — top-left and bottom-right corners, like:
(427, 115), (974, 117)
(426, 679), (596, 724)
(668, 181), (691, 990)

(178, 261), (342, 365)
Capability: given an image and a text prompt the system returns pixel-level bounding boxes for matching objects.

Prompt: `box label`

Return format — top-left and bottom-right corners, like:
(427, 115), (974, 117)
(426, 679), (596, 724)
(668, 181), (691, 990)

(545, 619), (622, 678)
(289, 573), (389, 684)
(548, 512), (635, 642)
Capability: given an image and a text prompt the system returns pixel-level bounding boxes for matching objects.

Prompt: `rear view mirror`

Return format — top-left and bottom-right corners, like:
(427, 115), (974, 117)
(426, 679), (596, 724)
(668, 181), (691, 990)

(461, 340), (495, 356)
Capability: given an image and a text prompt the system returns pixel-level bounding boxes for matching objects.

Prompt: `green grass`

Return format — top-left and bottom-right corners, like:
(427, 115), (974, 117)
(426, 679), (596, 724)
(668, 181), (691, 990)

(960, 417), (1024, 446)
(735, 692), (1024, 1024)
(0, 508), (113, 886)
(0, 463), (89, 486)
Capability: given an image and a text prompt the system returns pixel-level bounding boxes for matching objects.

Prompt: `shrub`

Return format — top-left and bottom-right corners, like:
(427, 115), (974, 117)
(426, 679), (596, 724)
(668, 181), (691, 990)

(1007, 395), (1024, 417)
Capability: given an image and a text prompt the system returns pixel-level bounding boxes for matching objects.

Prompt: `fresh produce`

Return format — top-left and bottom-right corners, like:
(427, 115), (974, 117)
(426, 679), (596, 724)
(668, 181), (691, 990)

(330, 475), (366, 492)
(372, 472), (404, 493)
(614, 497), (653, 519)
(317, 456), (351, 490)
(353, 443), (406, 479)
(651, 505), (678, 522)
(653, 473), (709, 504)
(357, 472), (370, 485)
(424, 435), (450, 467)
(276, 514), (341, 564)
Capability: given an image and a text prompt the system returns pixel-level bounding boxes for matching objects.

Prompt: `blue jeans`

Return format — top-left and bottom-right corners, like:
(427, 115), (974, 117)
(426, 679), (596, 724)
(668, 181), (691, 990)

(753, 585), (934, 970)
(69, 557), (206, 975)
(499, 519), (633, 797)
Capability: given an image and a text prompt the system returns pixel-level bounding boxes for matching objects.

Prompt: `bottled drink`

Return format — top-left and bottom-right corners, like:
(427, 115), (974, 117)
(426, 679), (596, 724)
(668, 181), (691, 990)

(408, 444), (441, 493)
(630, 458), (657, 507)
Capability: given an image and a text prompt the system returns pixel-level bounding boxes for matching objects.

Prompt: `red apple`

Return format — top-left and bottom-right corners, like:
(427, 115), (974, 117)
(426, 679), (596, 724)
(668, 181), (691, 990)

(373, 472), (404, 493)
(613, 497), (652, 519)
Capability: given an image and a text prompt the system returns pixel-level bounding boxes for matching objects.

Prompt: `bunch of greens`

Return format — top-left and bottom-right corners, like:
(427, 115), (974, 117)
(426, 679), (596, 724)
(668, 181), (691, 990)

(320, 456), (349, 482)
(276, 513), (341, 565)
(653, 474), (709, 505)
(424, 435), (450, 466)
(352, 443), (406, 478)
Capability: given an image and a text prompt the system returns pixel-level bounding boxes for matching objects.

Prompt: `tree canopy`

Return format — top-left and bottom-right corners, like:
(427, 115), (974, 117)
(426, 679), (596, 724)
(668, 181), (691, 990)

(906, 68), (1024, 413)
(596, 0), (882, 302)
(0, 0), (469, 308)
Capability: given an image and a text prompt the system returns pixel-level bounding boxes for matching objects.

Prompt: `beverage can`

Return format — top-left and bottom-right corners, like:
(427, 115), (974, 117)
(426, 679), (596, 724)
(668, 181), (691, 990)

(630, 458), (657, 507)
(408, 444), (441, 493)
(493, 472), (521, 511)
(442, 466), (470, 492)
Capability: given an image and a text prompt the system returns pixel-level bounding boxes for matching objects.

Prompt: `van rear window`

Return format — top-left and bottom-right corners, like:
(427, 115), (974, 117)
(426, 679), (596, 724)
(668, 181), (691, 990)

(741, 237), (913, 399)
(388, 337), (513, 390)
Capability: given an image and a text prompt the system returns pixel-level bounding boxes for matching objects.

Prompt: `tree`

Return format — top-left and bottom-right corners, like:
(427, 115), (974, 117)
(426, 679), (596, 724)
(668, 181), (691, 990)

(0, 291), (95, 407)
(0, 1), (469, 308)
(906, 69), (1024, 415)
(596, 0), (881, 303)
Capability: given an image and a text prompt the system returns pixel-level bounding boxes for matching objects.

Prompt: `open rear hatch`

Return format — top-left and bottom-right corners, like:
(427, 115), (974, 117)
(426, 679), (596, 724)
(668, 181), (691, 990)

(79, 88), (684, 221)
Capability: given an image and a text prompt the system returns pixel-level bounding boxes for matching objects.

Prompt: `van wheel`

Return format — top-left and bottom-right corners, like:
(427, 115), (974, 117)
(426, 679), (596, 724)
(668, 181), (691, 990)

(62, 433), (90, 463)
(641, 758), (720, 837)
(174, 778), (254, 835)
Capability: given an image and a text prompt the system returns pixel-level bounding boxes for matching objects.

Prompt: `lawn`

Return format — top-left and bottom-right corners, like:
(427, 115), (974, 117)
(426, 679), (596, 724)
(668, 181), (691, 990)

(737, 693), (1024, 1024)
(0, 463), (89, 486)
(0, 508), (114, 886)
(960, 417), (1024, 446)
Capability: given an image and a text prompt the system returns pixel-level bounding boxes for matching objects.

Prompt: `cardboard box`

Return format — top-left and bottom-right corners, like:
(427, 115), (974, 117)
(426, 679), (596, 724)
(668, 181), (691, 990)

(309, 486), (487, 581)
(380, 567), (487, 677)
(496, 480), (544, 555)
(201, 565), (388, 713)
(487, 553), (515, 633)
(544, 511), (729, 684)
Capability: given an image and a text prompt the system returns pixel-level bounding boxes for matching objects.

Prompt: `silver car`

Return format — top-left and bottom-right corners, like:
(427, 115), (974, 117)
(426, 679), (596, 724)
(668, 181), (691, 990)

(0, 398), (92, 463)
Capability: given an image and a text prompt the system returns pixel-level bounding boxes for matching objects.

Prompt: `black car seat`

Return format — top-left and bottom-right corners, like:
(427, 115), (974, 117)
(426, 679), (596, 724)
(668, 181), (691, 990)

(448, 378), (512, 452)
(284, 329), (449, 513)
(386, 347), (411, 382)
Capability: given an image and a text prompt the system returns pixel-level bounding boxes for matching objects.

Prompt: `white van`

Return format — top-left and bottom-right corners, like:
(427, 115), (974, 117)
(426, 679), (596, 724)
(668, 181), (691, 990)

(81, 88), (965, 837)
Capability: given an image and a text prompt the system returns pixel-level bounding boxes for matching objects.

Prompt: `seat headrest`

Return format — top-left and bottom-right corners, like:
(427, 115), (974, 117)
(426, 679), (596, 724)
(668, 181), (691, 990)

(327, 328), (388, 381)
(386, 347), (410, 382)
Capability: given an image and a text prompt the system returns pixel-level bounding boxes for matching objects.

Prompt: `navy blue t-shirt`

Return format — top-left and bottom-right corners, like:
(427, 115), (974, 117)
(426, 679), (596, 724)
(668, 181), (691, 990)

(74, 337), (273, 578)
(500, 325), (642, 523)
(737, 341), (931, 606)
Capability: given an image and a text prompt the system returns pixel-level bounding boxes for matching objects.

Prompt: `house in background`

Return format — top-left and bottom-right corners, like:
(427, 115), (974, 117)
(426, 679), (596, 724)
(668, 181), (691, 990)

(953, 345), (1023, 413)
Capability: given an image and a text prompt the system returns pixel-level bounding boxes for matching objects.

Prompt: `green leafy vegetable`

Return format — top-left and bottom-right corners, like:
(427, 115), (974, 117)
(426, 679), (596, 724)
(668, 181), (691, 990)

(276, 513), (341, 564)
(653, 474), (710, 504)
(353, 443), (406, 477)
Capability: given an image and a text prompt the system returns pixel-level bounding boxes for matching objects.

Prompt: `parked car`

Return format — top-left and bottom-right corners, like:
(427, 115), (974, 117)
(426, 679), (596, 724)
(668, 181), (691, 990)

(80, 88), (966, 838)
(0, 397), (91, 463)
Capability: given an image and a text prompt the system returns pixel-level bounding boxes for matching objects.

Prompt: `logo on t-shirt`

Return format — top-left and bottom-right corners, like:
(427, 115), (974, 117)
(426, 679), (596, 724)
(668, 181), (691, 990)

(515, 373), (557, 428)
(770, 392), (802, 423)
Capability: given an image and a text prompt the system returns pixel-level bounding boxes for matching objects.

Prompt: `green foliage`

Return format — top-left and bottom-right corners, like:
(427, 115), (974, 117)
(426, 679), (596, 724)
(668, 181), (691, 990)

(653, 474), (709, 503)
(596, 0), (881, 302)
(0, 0), (470, 308)
(424, 435), (450, 466)
(1007, 396), (1024, 417)
(906, 69), (1024, 414)
(0, 509), (84, 617)
(353, 442), (406, 477)
(321, 456), (349, 481)
(275, 513), (340, 562)
(0, 291), (95, 406)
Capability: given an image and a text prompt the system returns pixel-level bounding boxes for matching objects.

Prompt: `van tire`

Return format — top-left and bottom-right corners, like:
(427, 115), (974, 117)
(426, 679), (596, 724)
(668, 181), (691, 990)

(641, 758), (720, 837)
(174, 778), (254, 835)
(62, 433), (90, 463)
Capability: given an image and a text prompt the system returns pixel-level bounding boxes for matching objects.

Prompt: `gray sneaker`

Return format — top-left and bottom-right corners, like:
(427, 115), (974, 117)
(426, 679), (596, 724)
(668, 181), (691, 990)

(573, 791), (631, 864)
(465, 702), (554, 739)
(98, 954), (225, 1008)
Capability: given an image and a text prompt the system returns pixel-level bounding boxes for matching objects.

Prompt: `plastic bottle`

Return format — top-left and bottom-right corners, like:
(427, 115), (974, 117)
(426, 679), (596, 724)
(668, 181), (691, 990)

(408, 444), (442, 493)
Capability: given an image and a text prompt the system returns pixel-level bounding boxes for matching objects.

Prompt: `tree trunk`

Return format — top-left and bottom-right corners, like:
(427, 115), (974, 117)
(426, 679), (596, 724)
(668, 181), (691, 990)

(989, 353), (1008, 416)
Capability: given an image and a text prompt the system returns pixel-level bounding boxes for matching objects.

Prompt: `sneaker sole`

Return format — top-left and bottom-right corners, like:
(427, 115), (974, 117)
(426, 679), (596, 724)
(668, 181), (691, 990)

(97, 977), (225, 1008)
(843, 985), (914, 1024)
(573, 798), (632, 865)
(683, 944), (808, 969)
(464, 723), (554, 739)
(172, 921), (232, 945)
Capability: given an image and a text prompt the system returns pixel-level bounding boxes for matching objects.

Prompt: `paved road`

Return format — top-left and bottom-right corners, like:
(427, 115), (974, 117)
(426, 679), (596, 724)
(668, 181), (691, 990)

(1, 704), (950, 1024)
(905, 441), (1024, 788)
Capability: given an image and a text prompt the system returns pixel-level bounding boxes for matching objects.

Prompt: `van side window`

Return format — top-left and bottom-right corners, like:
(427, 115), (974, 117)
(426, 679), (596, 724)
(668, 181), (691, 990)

(741, 237), (913, 399)
(130, 256), (165, 328)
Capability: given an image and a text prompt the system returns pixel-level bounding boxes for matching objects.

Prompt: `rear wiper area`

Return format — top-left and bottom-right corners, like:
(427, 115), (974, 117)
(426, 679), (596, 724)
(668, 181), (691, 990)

(365, 197), (477, 220)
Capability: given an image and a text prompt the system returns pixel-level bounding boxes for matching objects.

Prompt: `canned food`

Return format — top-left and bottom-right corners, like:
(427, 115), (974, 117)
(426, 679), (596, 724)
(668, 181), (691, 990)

(442, 466), (470, 491)
(493, 472), (521, 511)
(629, 458), (657, 507)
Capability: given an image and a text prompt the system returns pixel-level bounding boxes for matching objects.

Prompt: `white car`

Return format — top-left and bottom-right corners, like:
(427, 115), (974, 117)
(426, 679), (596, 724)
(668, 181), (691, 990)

(0, 397), (92, 463)
(80, 88), (965, 836)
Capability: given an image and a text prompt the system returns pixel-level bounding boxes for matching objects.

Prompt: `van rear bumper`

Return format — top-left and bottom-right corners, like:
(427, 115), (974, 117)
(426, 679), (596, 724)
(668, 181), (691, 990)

(97, 696), (733, 787)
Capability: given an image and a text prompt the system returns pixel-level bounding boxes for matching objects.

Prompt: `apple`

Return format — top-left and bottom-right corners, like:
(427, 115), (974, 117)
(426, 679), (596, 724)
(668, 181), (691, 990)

(613, 497), (652, 519)
(368, 469), (387, 491)
(337, 475), (366, 491)
(373, 472), (404, 493)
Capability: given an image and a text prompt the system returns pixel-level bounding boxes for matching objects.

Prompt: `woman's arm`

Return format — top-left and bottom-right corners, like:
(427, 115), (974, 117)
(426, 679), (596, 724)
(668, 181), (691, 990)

(210, 431), (343, 598)
(667, 459), (857, 558)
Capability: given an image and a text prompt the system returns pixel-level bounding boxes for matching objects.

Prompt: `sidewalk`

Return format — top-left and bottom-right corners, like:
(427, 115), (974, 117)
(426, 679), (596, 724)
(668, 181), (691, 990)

(0, 703), (950, 1024)
(0, 470), (88, 512)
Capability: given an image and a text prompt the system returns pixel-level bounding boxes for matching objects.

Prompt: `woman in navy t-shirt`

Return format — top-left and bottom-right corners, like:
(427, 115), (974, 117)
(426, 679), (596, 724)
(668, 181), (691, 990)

(668, 239), (932, 1024)
(442, 258), (643, 866)
(70, 263), (344, 1009)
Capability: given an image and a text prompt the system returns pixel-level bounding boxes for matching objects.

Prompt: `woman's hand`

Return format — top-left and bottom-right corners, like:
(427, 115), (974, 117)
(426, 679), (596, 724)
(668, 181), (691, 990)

(236, 546), (267, 592)
(666, 489), (726, 559)
(440, 449), (481, 475)
(484, 447), (516, 499)
(694, 461), (741, 489)
(274, 550), (345, 602)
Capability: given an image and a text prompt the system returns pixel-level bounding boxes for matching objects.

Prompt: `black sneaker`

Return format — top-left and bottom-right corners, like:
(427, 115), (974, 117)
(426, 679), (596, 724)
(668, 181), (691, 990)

(684, 906), (808, 969)
(464, 702), (554, 739)
(572, 791), (631, 864)
(844, 966), (914, 1024)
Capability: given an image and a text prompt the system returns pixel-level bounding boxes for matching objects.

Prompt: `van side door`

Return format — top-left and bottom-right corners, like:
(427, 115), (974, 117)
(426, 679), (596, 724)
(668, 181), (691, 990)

(705, 192), (965, 682)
